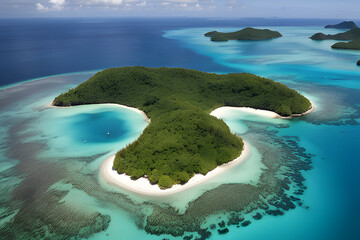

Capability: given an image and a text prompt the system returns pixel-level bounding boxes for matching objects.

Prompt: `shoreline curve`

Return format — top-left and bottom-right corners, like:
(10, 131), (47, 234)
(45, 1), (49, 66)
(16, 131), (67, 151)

(100, 141), (250, 196)
(48, 100), (315, 196)
(210, 104), (315, 120)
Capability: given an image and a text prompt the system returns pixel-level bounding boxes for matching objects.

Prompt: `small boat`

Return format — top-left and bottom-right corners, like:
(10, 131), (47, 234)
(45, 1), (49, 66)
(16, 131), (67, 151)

(84, 140), (87, 143)
(107, 131), (110, 136)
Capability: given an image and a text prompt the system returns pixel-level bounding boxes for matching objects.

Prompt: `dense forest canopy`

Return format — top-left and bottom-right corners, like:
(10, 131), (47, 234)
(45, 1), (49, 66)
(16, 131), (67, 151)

(54, 67), (311, 189)
(204, 27), (282, 42)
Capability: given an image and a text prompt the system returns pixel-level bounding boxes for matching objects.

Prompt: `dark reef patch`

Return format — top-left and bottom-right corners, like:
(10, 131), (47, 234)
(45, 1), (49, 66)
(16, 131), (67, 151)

(253, 213), (262, 220)
(228, 212), (245, 225)
(241, 220), (251, 227)
(218, 228), (229, 234)
(218, 220), (226, 228)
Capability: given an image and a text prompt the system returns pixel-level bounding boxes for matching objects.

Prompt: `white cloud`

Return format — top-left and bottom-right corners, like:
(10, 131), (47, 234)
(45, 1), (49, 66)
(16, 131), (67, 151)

(227, 0), (245, 10)
(49, 0), (66, 5)
(36, 0), (66, 11)
(36, 3), (49, 11)
(136, 1), (146, 7)
(50, 0), (66, 10)
(87, 0), (124, 5)
(35, 0), (205, 12)
(161, 0), (202, 8)
(169, 0), (198, 2)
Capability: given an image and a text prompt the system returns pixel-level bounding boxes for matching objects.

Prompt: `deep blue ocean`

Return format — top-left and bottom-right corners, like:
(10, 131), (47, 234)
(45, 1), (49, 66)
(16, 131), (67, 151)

(0, 18), (359, 239)
(0, 17), (351, 88)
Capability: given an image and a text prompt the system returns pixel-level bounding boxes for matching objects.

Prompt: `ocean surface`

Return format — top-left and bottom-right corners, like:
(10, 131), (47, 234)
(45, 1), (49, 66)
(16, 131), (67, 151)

(0, 18), (359, 239)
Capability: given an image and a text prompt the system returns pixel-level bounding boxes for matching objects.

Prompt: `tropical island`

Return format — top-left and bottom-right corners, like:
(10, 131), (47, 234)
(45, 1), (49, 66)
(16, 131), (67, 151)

(357, 60), (360, 66)
(204, 27), (282, 42)
(332, 40), (360, 50)
(53, 67), (311, 189)
(325, 21), (358, 29)
(310, 28), (360, 51)
(310, 28), (360, 41)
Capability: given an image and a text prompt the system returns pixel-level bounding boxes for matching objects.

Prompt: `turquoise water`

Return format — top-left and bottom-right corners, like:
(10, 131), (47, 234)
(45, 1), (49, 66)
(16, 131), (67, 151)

(162, 26), (360, 239)
(35, 104), (148, 158)
(210, 115), (360, 240)
(0, 23), (359, 239)
(164, 26), (360, 89)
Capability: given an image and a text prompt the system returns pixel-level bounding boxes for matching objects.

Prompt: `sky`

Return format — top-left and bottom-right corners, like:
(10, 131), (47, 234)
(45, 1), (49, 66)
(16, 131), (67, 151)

(0, 0), (359, 18)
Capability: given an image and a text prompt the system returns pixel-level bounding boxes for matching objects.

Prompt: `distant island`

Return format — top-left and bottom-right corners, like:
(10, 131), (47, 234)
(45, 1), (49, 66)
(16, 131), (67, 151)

(310, 28), (360, 40)
(332, 40), (360, 50)
(310, 28), (360, 51)
(54, 67), (311, 189)
(325, 21), (358, 29)
(204, 27), (282, 42)
(357, 60), (360, 66)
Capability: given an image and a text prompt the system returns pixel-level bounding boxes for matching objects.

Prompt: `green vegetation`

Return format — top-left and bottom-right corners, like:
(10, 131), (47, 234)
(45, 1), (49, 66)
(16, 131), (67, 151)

(331, 40), (360, 50)
(357, 60), (360, 66)
(310, 28), (360, 54)
(310, 28), (360, 40)
(325, 21), (358, 29)
(204, 31), (217, 37)
(54, 67), (311, 189)
(204, 27), (282, 42)
(158, 175), (173, 189)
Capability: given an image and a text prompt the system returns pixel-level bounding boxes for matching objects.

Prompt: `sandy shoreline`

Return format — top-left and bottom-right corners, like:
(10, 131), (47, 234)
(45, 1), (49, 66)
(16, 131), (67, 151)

(100, 141), (250, 196)
(210, 104), (315, 120)
(46, 101), (151, 123)
(47, 100), (314, 196)
(48, 100), (314, 123)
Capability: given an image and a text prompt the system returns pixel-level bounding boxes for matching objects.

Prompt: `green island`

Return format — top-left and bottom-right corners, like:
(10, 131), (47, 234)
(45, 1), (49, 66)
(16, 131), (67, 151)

(332, 40), (360, 50)
(53, 67), (311, 189)
(310, 28), (360, 52)
(310, 28), (360, 41)
(357, 60), (360, 66)
(325, 21), (358, 29)
(204, 27), (282, 42)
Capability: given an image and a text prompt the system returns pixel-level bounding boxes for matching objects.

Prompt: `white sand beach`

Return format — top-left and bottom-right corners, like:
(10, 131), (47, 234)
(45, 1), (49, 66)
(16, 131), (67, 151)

(210, 104), (315, 120)
(99, 103), (151, 123)
(100, 141), (250, 196)
(211, 107), (279, 119)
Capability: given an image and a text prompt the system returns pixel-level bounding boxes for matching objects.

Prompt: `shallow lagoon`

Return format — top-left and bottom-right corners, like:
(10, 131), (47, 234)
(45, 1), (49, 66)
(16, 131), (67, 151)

(0, 20), (359, 239)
